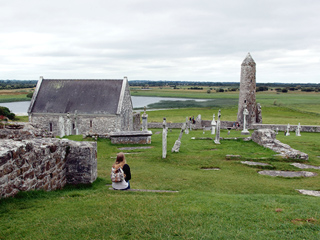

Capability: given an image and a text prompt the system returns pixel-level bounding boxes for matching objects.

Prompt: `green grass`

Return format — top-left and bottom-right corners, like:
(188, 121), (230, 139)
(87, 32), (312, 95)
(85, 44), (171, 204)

(1, 130), (320, 239)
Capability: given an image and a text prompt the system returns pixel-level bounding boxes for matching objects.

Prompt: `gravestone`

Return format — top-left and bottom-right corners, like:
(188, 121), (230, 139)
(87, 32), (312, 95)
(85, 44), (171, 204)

(162, 118), (167, 158)
(214, 110), (221, 144)
(172, 123), (186, 152)
(256, 103), (262, 123)
(141, 106), (148, 131)
(286, 123), (290, 136)
(241, 105), (250, 135)
(296, 123), (301, 136)
(211, 114), (216, 135)
(185, 117), (189, 134)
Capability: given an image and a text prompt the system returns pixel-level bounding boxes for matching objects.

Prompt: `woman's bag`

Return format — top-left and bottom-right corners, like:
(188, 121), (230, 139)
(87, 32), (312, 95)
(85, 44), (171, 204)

(110, 167), (125, 182)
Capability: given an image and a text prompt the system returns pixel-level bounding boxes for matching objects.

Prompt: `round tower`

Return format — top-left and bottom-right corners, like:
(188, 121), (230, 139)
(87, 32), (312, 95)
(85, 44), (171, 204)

(237, 53), (257, 125)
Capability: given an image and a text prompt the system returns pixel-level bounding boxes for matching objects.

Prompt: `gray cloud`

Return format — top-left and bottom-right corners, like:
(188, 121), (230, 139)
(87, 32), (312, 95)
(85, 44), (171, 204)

(0, 0), (319, 82)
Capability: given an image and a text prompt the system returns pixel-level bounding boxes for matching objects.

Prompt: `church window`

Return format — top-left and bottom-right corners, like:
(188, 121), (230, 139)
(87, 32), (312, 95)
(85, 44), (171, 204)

(90, 120), (93, 128)
(49, 123), (53, 132)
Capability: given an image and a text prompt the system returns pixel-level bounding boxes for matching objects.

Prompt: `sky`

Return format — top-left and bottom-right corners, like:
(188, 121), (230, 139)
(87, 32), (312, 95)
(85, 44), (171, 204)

(0, 0), (319, 83)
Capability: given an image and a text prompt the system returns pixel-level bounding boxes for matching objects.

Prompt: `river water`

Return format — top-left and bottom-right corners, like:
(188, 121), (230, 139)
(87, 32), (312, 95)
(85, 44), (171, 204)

(0, 96), (207, 115)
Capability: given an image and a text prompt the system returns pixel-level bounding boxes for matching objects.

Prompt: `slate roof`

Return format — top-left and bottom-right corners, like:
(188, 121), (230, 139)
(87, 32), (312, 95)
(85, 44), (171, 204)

(29, 79), (125, 115)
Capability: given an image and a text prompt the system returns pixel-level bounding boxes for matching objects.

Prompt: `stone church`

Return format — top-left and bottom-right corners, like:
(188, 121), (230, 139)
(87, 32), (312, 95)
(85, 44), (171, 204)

(28, 77), (133, 137)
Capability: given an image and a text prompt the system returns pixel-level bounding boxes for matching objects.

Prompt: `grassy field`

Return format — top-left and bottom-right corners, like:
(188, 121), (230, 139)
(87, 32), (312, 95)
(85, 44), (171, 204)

(1, 129), (320, 239)
(0, 88), (33, 103)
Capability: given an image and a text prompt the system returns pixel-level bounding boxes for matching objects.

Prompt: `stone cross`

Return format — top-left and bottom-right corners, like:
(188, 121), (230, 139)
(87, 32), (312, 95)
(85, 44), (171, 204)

(296, 123), (301, 136)
(171, 123), (186, 152)
(286, 123), (290, 136)
(214, 110), (221, 144)
(211, 114), (216, 135)
(162, 118), (167, 158)
(185, 117), (189, 134)
(142, 106), (148, 131)
(241, 105), (250, 135)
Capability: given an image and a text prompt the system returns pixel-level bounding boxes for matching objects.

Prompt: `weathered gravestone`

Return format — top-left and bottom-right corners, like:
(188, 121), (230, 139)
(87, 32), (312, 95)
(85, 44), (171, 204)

(214, 110), (221, 144)
(286, 123), (290, 136)
(162, 118), (167, 158)
(241, 104), (250, 135)
(296, 123), (301, 136)
(172, 123), (186, 152)
(211, 114), (216, 135)
(141, 106), (148, 131)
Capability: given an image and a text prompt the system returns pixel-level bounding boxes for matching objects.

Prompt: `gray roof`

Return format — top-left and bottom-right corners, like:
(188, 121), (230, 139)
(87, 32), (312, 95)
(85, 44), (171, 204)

(29, 79), (125, 114)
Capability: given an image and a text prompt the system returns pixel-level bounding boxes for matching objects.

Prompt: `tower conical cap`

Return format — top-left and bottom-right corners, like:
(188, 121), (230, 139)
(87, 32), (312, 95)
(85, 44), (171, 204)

(241, 52), (256, 66)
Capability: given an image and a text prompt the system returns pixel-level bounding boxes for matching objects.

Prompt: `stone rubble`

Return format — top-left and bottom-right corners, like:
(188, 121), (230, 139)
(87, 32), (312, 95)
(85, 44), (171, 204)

(251, 129), (308, 160)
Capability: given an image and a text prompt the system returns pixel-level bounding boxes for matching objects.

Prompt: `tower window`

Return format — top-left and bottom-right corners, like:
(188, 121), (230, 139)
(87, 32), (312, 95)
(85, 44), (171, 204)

(90, 120), (93, 128)
(49, 123), (53, 132)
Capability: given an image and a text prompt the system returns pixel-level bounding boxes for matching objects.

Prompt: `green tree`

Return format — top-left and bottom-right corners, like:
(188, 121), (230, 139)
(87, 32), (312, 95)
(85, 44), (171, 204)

(0, 106), (15, 120)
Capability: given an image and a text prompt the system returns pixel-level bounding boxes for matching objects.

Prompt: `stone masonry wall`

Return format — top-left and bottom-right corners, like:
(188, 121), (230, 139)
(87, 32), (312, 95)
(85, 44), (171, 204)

(30, 114), (120, 137)
(0, 138), (97, 199)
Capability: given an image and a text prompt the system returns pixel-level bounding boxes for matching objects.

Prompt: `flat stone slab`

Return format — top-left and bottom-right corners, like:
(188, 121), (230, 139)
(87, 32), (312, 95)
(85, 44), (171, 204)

(118, 146), (154, 150)
(109, 188), (178, 193)
(297, 189), (320, 197)
(258, 170), (317, 178)
(291, 163), (320, 170)
(225, 155), (242, 160)
(241, 161), (272, 167)
(191, 137), (213, 140)
(201, 167), (220, 170)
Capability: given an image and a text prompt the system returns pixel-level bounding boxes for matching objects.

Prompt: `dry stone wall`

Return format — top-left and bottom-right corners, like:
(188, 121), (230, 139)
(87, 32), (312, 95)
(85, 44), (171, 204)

(0, 125), (97, 199)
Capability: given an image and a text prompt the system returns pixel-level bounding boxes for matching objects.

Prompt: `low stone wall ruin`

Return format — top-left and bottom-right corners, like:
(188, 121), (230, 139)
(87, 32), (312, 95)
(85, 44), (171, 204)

(0, 123), (97, 199)
(251, 129), (308, 160)
(148, 121), (320, 133)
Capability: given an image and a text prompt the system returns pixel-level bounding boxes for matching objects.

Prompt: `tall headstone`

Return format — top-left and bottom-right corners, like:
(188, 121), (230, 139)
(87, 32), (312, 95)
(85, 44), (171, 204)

(141, 106), (148, 131)
(241, 105), (250, 135)
(296, 123), (301, 136)
(256, 103), (262, 124)
(237, 53), (257, 126)
(214, 110), (221, 144)
(286, 124), (290, 136)
(211, 114), (216, 135)
(162, 118), (167, 158)
(185, 117), (189, 134)
(172, 123), (186, 152)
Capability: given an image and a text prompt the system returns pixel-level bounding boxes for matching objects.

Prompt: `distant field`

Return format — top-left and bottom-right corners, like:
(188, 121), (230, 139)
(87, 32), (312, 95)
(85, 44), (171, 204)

(131, 88), (320, 125)
(0, 88), (33, 103)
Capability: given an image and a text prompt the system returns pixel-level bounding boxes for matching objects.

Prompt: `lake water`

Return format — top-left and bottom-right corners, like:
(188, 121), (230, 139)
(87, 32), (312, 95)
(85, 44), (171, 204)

(0, 96), (208, 115)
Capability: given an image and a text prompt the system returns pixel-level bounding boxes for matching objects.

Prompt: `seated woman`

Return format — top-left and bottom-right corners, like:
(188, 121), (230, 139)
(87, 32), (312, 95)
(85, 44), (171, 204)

(111, 152), (131, 190)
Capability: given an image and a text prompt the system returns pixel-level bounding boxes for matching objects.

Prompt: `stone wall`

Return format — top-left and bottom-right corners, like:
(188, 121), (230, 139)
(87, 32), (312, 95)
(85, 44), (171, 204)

(0, 138), (97, 199)
(147, 121), (320, 133)
(30, 113), (121, 137)
(251, 124), (320, 133)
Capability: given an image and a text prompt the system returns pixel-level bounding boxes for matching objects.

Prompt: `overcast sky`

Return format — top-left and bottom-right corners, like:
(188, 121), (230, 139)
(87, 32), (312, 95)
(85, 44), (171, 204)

(1, 0), (319, 83)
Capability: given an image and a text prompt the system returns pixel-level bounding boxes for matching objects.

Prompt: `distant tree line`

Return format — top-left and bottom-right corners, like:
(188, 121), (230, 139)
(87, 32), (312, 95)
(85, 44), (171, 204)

(129, 80), (320, 89)
(0, 80), (37, 90)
